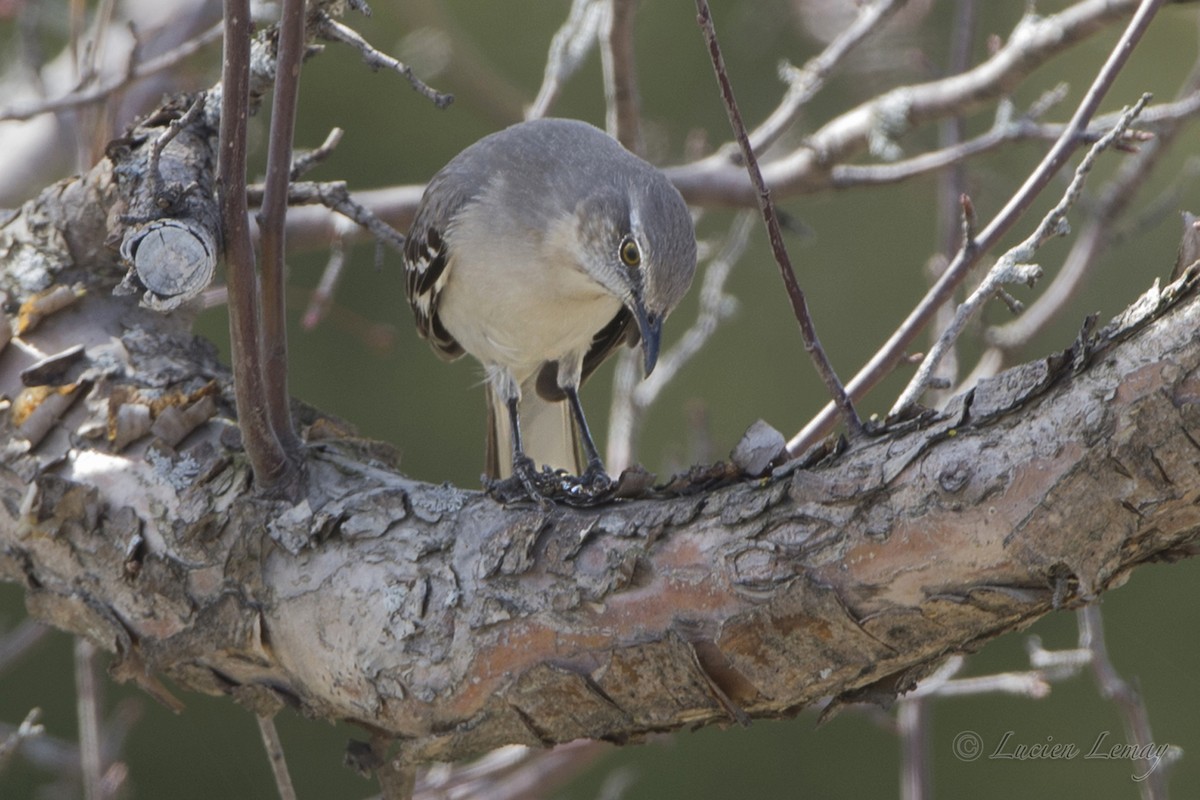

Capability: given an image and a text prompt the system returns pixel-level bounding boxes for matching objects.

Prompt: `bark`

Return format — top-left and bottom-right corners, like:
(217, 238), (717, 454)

(2, 94), (1200, 770)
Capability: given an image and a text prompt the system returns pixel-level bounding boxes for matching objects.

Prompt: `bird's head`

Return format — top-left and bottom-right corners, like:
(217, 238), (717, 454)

(575, 176), (697, 376)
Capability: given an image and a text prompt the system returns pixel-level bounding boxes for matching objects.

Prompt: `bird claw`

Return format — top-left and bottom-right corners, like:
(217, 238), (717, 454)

(578, 460), (614, 494)
(485, 458), (617, 507)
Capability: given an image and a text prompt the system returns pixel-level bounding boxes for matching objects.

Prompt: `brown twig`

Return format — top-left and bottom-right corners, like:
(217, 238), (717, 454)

(788, 0), (1167, 455)
(220, 0), (290, 487)
(921, 0), (976, 513)
(257, 0), (306, 454)
(695, 0), (862, 437)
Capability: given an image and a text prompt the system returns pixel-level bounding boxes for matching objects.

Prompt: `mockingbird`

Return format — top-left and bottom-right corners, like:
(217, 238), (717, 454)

(404, 118), (696, 498)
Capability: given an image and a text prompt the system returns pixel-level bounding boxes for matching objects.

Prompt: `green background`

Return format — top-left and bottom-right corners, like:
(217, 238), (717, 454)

(3, 0), (1200, 797)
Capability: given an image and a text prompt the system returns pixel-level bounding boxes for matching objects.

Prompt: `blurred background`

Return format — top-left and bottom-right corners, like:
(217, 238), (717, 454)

(2, 0), (1200, 797)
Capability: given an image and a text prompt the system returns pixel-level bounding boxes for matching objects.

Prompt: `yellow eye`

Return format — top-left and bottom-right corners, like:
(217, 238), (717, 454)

(619, 237), (641, 268)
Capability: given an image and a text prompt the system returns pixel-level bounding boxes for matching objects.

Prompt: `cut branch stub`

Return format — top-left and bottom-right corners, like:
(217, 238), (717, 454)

(117, 219), (217, 311)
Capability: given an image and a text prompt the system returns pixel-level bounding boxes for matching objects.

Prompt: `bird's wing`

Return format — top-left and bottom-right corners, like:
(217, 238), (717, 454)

(534, 307), (638, 402)
(404, 175), (466, 362)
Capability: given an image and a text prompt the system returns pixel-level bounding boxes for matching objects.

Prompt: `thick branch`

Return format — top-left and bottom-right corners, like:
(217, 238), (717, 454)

(2, 141), (1199, 764)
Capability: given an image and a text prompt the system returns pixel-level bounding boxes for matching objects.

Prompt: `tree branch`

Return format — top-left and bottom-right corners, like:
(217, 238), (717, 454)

(3, 133), (1200, 764)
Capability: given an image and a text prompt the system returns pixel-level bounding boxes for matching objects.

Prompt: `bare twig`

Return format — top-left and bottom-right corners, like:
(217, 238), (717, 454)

(146, 92), (207, 202)
(986, 60), (1200, 353)
(0, 618), (49, 675)
(257, 0), (306, 454)
(0, 23), (223, 122)
(75, 638), (104, 800)
(290, 127), (344, 181)
(1079, 604), (1177, 797)
(788, 0), (1166, 455)
(601, 0), (643, 153)
(897, 697), (930, 800)
(607, 212), (751, 471)
(669, 0), (1148, 206)
(249, 180), (408, 254)
(527, 0), (606, 120)
(0, 708), (45, 770)
(220, 0), (291, 487)
(749, 0), (905, 156)
(696, 0), (862, 437)
(302, 229), (348, 330)
(890, 94), (1151, 416)
(413, 741), (609, 800)
(316, 14), (453, 109)
(257, 716), (298, 800)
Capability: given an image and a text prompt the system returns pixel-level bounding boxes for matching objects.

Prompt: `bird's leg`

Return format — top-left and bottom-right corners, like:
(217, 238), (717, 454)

(506, 394), (546, 502)
(563, 386), (612, 492)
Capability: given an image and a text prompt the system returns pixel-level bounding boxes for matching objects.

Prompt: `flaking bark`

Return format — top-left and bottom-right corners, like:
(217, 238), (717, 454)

(1, 96), (1199, 769)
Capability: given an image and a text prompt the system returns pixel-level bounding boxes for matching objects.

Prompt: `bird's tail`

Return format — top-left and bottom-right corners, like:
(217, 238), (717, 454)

(485, 378), (582, 479)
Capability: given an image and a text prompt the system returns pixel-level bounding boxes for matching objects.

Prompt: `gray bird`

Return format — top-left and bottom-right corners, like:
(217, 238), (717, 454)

(404, 118), (696, 494)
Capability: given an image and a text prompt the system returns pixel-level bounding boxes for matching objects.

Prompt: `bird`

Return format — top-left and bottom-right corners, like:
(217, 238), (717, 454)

(403, 118), (696, 496)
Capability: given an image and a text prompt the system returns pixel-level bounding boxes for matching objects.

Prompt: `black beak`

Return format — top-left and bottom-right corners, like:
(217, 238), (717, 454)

(631, 300), (662, 377)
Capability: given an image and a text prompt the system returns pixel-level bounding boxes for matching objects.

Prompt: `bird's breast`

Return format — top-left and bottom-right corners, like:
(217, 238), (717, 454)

(436, 243), (622, 380)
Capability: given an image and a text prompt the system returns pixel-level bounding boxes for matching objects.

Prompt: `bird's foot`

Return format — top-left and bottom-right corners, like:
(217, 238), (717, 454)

(578, 459), (614, 494)
(485, 458), (619, 507)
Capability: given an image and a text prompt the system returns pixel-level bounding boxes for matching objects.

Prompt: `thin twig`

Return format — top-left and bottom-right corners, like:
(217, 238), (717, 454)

(788, 0), (1166, 455)
(290, 127), (344, 181)
(257, 0), (306, 454)
(0, 618), (48, 675)
(528, 0), (605, 120)
(829, 90), (1157, 189)
(897, 697), (930, 800)
(316, 14), (453, 109)
(146, 92), (207, 203)
(669, 0), (1149, 207)
(601, 0), (643, 153)
(607, 212), (752, 471)
(696, 0), (862, 437)
(890, 94), (1150, 415)
(413, 742), (609, 800)
(0, 708), (45, 769)
(257, 716), (298, 800)
(249, 180), (408, 254)
(749, 0), (905, 156)
(75, 638), (104, 800)
(220, 0), (290, 487)
(1079, 605), (1177, 798)
(0, 23), (223, 123)
(302, 228), (347, 330)
(986, 59), (1200, 352)
(925, 0), (978, 409)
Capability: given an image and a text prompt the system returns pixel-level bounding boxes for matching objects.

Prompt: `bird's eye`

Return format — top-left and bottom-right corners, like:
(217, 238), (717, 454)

(619, 237), (641, 268)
